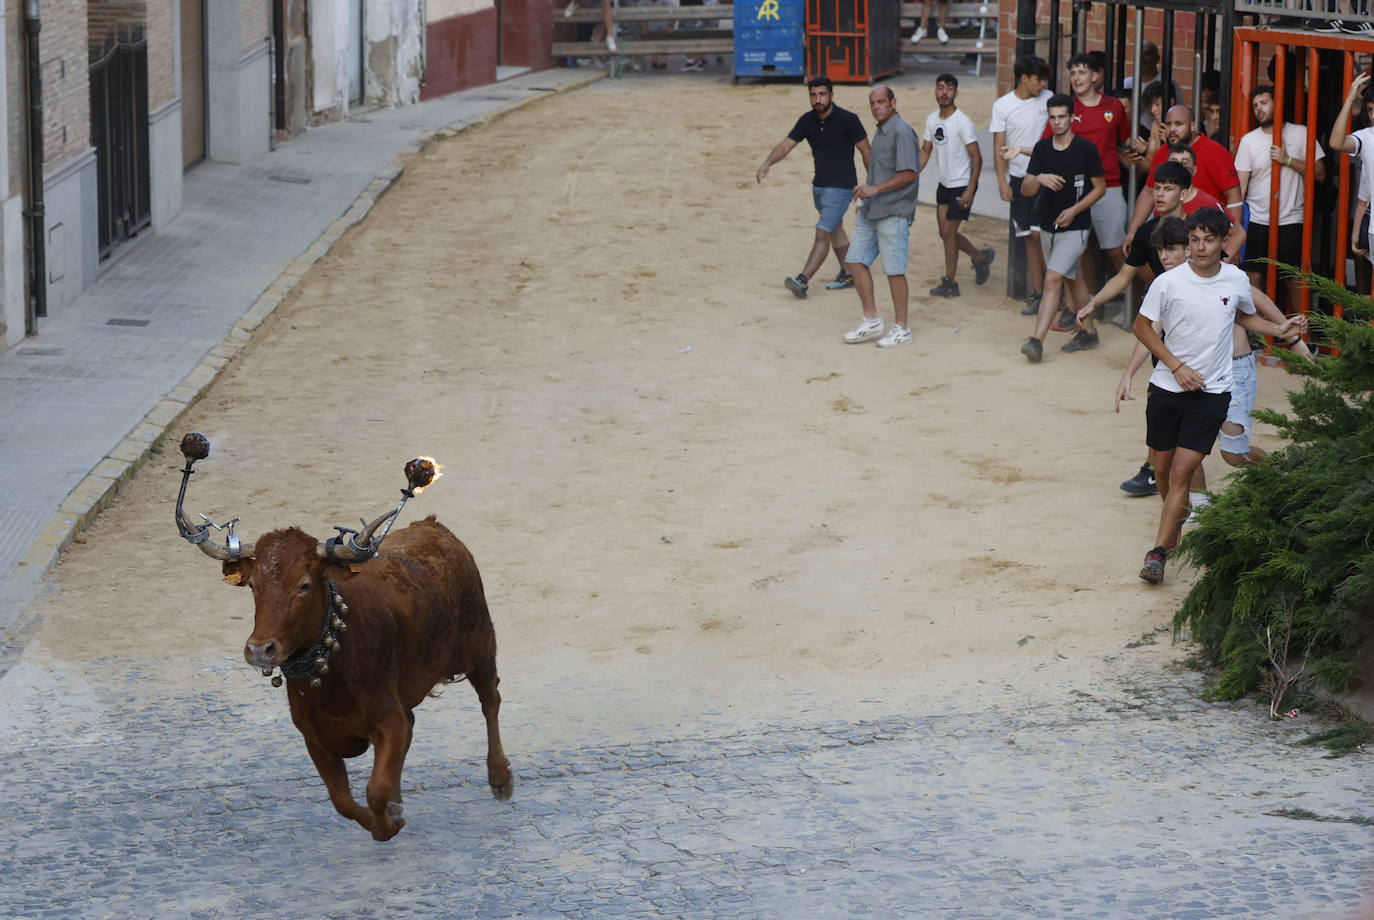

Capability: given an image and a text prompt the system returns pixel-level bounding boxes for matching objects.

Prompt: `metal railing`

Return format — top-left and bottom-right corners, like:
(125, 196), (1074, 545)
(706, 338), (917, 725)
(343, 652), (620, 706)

(89, 29), (151, 261)
(1233, 0), (1374, 32)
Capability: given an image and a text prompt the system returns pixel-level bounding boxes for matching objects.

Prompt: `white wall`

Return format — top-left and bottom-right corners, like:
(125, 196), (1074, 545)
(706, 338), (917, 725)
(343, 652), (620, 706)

(427, 0), (493, 20)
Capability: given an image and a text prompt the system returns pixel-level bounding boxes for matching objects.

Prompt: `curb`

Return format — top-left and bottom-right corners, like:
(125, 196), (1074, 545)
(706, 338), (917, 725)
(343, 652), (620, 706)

(12, 69), (607, 584)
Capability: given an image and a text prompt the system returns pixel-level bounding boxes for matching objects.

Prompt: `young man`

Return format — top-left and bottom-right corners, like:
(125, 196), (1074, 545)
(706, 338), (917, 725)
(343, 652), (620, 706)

(1131, 209), (1302, 584)
(1236, 84), (1326, 309)
(1016, 93), (1105, 362)
(757, 77), (871, 298)
(921, 73), (994, 298)
(1125, 104), (1242, 257)
(1328, 72), (1374, 259)
(991, 55), (1053, 316)
(843, 85), (920, 348)
(910, 0), (949, 44)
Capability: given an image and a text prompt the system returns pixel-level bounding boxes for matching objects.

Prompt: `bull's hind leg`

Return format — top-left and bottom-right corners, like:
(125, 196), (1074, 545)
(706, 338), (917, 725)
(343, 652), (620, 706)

(469, 662), (513, 800)
(304, 738), (377, 835)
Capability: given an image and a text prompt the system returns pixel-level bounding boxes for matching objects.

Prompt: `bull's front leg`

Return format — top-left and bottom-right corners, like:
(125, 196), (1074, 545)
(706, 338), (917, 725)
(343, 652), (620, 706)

(303, 738), (376, 835)
(363, 712), (413, 841)
(470, 664), (513, 800)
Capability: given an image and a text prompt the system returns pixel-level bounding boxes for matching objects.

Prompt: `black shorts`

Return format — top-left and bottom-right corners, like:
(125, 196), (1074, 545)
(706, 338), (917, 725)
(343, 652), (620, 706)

(1145, 384), (1230, 454)
(1240, 222), (1301, 273)
(1009, 175), (1036, 236)
(937, 184), (972, 222)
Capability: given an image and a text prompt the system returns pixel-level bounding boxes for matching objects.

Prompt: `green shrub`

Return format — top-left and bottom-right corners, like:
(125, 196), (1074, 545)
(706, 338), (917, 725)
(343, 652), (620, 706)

(1172, 267), (1374, 711)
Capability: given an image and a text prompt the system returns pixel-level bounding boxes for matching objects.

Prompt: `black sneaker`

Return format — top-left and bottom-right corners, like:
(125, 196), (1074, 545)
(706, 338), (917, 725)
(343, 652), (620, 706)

(1120, 464), (1158, 497)
(1139, 547), (1168, 584)
(1020, 336), (1043, 363)
(974, 248), (996, 285)
(1061, 329), (1099, 352)
(785, 274), (808, 299)
(930, 276), (961, 298)
(1020, 291), (1042, 316)
(1050, 310), (1078, 333)
(825, 270), (854, 290)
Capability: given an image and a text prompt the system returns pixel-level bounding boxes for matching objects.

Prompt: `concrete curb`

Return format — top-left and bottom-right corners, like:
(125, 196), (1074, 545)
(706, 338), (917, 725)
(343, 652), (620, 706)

(12, 70), (608, 584)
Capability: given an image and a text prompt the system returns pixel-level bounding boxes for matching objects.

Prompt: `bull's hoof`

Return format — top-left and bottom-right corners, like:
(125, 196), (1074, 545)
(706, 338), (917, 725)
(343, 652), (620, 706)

(490, 776), (515, 801)
(386, 801), (405, 819)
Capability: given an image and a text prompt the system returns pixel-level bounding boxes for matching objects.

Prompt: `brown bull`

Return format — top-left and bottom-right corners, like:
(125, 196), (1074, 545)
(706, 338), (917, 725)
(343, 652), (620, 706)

(174, 434), (512, 841)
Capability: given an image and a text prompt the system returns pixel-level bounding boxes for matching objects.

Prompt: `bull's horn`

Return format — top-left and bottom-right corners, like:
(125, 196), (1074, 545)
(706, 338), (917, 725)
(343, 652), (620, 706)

(317, 509), (396, 563)
(175, 432), (255, 561)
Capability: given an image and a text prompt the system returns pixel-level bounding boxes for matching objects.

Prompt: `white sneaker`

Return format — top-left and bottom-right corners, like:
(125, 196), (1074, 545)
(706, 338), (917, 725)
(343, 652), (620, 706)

(876, 325), (912, 347)
(937, 26), (950, 42)
(843, 317), (884, 343)
(911, 26), (927, 42)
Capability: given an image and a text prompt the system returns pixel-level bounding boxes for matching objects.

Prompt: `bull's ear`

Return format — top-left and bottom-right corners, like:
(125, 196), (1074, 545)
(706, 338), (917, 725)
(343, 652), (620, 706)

(222, 559), (249, 586)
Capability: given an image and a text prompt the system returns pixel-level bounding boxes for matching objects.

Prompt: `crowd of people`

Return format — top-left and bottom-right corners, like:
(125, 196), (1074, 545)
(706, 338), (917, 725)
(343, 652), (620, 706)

(757, 55), (1374, 584)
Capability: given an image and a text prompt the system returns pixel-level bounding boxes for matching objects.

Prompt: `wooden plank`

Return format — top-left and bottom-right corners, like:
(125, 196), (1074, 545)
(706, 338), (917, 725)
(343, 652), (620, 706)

(901, 38), (994, 55)
(553, 38), (735, 56)
(899, 2), (997, 18)
(563, 5), (734, 23)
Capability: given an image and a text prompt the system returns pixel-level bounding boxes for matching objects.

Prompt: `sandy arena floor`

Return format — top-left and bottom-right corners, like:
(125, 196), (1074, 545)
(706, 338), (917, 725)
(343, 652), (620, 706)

(23, 72), (1306, 746)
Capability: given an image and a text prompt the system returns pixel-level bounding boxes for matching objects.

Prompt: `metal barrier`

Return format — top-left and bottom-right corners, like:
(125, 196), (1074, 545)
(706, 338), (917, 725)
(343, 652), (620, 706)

(89, 30), (151, 260)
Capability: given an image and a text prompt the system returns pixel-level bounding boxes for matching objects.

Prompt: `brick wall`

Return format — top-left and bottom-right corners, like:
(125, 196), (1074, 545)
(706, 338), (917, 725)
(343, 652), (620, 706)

(145, 0), (173, 109)
(39, 0), (91, 171)
(242, 0), (270, 57)
(87, 0), (146, 45)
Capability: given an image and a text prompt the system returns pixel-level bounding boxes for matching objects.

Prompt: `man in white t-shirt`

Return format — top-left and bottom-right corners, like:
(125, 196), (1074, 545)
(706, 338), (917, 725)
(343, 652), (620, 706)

(921, 73), (993, 298)
(991, 55), (1053, 316)
(1235, 84), (1326, 309)
(1331, 71), (1374, 261)
(1131, 208), (1300, 584)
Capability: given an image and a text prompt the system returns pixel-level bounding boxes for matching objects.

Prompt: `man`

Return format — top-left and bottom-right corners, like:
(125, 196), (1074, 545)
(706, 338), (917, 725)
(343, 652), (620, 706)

(1131, 209), (1301, 584)
(1121, 42), (1183, 130)
(1328, 72), (1374, 260)
(1125, 104), (1242, 258)
(757, 77), (871, 298)
(910, 0), (949, 44)
(921, 73), (994, 298)
(1016, 93), (1105, 362)
(1165, 143), (1247, 259)
(992, 55), (1053, 316)
(842, 85), (920, 348)
(1236, 85), (1326, 309)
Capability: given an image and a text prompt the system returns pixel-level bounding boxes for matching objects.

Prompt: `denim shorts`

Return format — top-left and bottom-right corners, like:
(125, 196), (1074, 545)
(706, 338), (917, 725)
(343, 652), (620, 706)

(1217, 351), (1258, 455)
(848, 213), (912, 275)
(813, 186), (854, 233)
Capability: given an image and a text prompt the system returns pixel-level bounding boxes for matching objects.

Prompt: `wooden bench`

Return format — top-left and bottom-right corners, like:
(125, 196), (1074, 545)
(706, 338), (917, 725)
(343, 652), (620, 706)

(899, 1), (997, 73)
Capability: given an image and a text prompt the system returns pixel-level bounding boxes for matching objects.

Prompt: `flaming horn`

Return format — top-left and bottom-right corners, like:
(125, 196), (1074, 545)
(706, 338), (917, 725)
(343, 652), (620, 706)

(175, 433), (254, 561)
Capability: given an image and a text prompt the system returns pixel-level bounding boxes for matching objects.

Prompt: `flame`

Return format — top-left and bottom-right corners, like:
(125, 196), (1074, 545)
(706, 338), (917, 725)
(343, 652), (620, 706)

(408, 457), (443, 494)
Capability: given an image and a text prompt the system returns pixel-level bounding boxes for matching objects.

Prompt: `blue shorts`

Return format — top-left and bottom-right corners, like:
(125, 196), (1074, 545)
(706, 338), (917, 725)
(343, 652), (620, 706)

(1217, 351), (1258, 455)
(848, 214), (911, 275)
(813, 186), (853, 233)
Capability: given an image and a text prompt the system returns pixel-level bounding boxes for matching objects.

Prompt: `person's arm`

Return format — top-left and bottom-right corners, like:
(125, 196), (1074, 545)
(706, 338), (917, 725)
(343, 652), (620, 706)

(856, 137), (871, 173)
(756, 137), (798, 183)
(1124, 183), (1156, 256)
(1330, 71), (1372, 154)
(1133, 312), (1202, 391)
(1115, 338), (1156, 412)
(856, 169), (916, 200)
(1020, 171), (1044, 196)
(1078, 263), (1139, 322)
(1250, 286), (1312, 357)
(993, 130), (1011, 201)
(1223, 219), (1247, 265)
(1353, 198), (1369, 256)
(1272, 143), (1325, 182)
(1053, 174), (1105, 229)
(919, 139), (933, 175)
(1236, 168), (1251, 202)
(960, 139), (982, 210)
(1235, 309), (1300, 340)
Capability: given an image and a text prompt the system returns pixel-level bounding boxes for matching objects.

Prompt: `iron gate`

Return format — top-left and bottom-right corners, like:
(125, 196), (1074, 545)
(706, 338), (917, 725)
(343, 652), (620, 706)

(90, 30), (151, 260)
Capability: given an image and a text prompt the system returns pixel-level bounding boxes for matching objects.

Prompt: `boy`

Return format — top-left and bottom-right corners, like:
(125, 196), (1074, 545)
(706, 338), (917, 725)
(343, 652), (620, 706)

(991, 55), (1053, 315)
(1131, 209), (1302, 584)
(921, 73), (995, 297)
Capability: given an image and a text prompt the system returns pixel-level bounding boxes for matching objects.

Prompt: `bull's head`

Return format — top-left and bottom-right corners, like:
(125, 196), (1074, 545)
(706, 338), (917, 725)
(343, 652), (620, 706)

(173, 433), (440, 682)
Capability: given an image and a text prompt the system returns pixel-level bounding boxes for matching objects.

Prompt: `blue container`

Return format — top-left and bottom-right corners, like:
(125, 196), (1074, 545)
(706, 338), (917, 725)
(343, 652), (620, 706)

(733, 0), (805, 79)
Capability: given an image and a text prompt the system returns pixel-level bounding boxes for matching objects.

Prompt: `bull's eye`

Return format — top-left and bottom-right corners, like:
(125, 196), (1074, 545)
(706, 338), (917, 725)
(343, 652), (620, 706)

(299, 580), (311, 594)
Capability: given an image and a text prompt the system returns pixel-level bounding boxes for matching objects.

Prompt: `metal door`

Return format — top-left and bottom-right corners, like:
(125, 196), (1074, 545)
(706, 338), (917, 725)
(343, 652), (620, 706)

(90, 32), (152, 259)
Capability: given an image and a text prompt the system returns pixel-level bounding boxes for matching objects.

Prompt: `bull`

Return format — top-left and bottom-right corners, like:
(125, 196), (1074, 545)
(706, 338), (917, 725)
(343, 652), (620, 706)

(174, 432), (512, 841)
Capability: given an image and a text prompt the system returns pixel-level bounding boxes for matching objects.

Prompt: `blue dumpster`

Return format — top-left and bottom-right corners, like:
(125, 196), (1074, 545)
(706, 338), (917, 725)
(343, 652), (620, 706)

(734, 0), (805, 80)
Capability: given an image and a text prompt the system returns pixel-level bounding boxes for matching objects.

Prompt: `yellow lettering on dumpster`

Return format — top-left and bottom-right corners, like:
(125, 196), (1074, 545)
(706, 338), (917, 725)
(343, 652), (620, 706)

(757, 0), (780, 20)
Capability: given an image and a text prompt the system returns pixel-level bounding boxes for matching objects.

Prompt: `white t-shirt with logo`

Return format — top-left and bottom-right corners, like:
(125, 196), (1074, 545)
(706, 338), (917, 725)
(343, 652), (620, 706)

(1235, 122), (1324, 226)
(923, 108), (979, 188)
(1139, 262), (1256, 395)
(989, 88), (1052, 179)
(1348, 126), (1374, 260)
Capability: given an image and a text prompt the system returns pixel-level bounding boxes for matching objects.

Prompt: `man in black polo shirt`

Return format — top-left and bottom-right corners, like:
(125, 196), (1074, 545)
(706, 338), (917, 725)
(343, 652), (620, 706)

(757, 77), (871, 298)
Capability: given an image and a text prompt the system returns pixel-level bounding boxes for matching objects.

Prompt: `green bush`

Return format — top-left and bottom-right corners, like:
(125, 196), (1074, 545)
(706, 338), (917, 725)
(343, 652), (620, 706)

(1172, 267), (1374, 709)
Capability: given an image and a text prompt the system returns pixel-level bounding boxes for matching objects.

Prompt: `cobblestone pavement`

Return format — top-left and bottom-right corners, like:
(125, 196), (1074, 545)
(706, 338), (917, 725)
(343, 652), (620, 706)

(1, 652), (1370, 919)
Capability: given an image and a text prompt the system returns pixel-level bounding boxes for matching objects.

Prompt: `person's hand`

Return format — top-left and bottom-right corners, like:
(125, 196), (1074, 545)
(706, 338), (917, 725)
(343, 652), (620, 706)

(1348, 71), (1371, 102)
(1171, 363), (1204, 391)
(1037, 173), (1066, 191)
(1076, 301), (1097, 326)
(1114, 373), (1134, 413)
(854, 183), (878, 200)
(1354, 230), (1367, 256)
(1131, 135), (1148, 155)
(958, 188), (974, 209)
(998, 178), (1013, 202)
(1122, 232), (1134, 258)
(1269, 144), (1287, 164)
(1277, 315), (1308, 339)
(756, 163), (769, 184)
(999, 145), (1020, 162)
(1053, 207), (1077, 229)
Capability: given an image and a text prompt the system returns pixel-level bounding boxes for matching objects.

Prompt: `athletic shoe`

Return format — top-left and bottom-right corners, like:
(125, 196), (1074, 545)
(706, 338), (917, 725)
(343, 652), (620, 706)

(1061, 329), (1099, 352)
(1020, 336), (1043, 363)
(973, 248), (995, 285)
(1050, 310), (1078, 333)
(1020, 291), (1042, 316)
(929, 276), (961, 298)
(682, 59), (704, 71)
(912, 26), (927, 42)
(843, 316), (884, 343)
(1340, 20), (1373, 32)
(826, 270), (854, 290)
(1139, 547), (1168, 584)
(937, 26), (950, 42)
(1119, 464), (1158, 497)
(1314, 19), (1345, 31)
(876, 325), (912, 347)
(785, 274), (808, 299)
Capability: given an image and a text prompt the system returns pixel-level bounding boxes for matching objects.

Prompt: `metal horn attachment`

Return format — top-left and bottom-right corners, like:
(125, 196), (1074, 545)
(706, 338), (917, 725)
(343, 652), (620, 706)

(318, 457), (440, 564)
(174, 432), (254, 561)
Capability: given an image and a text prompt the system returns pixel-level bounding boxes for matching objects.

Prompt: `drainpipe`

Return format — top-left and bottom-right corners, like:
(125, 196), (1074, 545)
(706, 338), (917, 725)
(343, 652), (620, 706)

(23, 0), (46, 331)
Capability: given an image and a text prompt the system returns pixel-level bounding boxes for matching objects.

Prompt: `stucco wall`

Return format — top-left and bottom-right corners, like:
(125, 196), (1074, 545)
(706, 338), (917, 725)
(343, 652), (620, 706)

(427, 0), (493, 21)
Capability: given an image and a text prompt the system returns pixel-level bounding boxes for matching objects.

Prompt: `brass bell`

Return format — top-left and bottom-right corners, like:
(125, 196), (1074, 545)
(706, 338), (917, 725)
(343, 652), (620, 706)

(271, 675), (283, 688)
(310, 676), (322, 688)
(261, 668), (273, 677)
(337, 621), (347, 632)
(338, 602), (349, 616)
(332, 617), (344, 630)
(314, 656), (326, 669)
(323, 636), (336, 649)
(318, 663), (329, 675)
